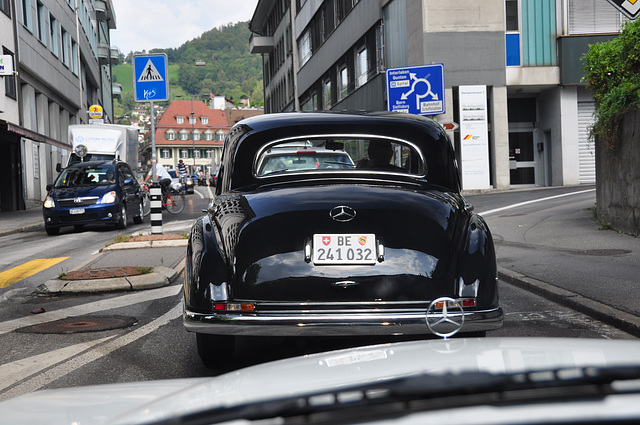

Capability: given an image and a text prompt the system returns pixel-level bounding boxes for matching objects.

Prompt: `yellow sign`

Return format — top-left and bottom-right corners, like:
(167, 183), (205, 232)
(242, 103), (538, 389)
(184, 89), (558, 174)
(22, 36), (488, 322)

(88, 104), (103, 119)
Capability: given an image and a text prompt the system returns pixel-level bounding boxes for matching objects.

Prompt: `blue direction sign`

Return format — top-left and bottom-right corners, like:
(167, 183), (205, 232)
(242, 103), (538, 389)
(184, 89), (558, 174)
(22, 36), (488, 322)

(132, 54), (169, 102)
(386, 64), (445, 115)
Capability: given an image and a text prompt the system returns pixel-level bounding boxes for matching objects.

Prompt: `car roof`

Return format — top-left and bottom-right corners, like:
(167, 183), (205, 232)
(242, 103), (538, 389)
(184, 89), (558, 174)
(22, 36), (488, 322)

(65, 160), (120, 168)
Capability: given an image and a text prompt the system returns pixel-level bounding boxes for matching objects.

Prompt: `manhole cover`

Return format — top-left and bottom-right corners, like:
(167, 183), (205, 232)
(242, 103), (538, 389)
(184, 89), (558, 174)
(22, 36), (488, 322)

(17, 315), (138, 334)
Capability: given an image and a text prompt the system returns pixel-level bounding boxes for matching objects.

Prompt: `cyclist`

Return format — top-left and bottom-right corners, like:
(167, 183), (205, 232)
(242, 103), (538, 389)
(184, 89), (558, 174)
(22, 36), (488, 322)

(143, 162), (172, 199)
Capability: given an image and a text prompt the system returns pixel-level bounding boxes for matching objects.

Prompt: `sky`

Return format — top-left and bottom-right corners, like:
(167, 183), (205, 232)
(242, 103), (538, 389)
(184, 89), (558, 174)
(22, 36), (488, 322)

(109, 0), (260, 55)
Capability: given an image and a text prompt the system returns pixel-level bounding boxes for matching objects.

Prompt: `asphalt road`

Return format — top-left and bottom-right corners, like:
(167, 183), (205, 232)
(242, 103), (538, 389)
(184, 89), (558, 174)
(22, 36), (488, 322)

(0, 185), (635, 401)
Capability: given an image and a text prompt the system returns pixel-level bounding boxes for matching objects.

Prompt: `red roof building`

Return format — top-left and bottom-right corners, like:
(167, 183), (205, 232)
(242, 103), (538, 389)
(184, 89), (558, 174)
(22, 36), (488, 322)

(151, 99), (231, 175)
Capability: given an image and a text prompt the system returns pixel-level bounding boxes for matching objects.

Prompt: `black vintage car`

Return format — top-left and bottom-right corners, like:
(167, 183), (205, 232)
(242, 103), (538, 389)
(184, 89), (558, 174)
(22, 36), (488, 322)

(184, 112), (503, 366)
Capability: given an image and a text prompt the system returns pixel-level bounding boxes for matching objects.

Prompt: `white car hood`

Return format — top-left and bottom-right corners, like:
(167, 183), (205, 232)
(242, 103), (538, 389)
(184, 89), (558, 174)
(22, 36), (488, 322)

(2, 337), (640, 424)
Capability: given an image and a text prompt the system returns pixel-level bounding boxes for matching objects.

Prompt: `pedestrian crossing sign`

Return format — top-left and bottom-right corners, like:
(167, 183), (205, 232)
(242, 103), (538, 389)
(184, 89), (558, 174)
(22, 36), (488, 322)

(132, 54), (169, 102)
(605, 0), (640, 19)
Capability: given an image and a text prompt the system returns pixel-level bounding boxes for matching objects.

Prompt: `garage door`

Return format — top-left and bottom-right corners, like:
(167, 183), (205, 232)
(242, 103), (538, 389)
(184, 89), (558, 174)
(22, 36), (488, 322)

(578, 101), (596, 184)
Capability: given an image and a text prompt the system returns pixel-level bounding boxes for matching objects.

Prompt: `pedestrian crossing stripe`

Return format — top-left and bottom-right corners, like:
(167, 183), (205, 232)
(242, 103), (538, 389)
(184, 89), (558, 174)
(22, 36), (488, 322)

(606, 0), (640, 19)
(137, 59), (164, 82)
(0, 257), (68, 289)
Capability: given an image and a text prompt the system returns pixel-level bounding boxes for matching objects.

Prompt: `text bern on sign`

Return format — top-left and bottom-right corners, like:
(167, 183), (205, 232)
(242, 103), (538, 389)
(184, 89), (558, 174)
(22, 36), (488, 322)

(386, 64), (445, 116)
(132, 54), (169, 102)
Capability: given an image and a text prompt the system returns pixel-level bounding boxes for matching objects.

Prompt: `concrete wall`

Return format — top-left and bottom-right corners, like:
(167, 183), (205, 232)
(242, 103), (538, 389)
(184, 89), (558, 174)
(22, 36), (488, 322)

(596, 109), (640, 236)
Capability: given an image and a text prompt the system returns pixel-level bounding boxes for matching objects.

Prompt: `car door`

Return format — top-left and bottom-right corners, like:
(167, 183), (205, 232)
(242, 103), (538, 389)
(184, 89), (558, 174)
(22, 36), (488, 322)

(118, 163), (140, 217)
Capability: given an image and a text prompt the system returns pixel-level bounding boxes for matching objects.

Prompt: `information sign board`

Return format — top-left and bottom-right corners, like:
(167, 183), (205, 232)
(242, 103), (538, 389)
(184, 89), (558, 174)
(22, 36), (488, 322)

(386, 64), (445, 115)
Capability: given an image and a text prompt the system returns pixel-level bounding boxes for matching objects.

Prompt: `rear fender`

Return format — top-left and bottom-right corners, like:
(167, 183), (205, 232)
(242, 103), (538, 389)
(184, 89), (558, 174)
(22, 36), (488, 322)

(185, 215), (231, 311)
(455, 213), (498, 308)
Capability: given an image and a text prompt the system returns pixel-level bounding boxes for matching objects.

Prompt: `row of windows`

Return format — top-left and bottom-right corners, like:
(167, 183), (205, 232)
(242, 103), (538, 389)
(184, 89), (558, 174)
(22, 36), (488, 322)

(164, 129), (226, 141)
(175, 115), (209, 125)
(159, 148), (218, 159)
(301, 23), (383, 111)
(22, 0), (80, 75)
(299, 0), (360, 68)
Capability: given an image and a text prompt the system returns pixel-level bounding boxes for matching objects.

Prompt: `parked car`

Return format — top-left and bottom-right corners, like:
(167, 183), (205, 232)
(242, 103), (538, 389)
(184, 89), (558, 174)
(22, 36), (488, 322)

(184, 112), (503, 367)
(167, 169), (194, 194)
(42, 160), (144, 235)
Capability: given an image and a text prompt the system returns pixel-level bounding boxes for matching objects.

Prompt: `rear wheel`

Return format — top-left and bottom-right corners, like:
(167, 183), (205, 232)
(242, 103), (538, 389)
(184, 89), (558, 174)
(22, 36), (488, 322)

(196, 334), (235, 368)
(166, 192), (185, 214)
(141, 192), (151, 217)
(116, 204), (127, 229)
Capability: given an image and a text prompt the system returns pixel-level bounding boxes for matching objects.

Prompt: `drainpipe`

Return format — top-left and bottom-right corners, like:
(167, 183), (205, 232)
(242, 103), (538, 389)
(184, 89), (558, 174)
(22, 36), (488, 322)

(11, 0), (23, 127)
(290, 0), (300, 111)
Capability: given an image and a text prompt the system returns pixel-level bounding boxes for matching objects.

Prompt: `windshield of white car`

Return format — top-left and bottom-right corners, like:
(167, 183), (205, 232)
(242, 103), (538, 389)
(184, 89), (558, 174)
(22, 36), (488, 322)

(150, 365), (640, 425)
(255, 137), (426, 177)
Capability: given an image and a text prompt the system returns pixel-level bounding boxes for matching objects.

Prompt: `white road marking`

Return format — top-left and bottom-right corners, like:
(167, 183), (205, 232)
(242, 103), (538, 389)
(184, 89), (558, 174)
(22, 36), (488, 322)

(0, 285), (182, 336)
(478, 188), (595, 216)
(0, 302), (182, 400)
(0, 336), (115, 392)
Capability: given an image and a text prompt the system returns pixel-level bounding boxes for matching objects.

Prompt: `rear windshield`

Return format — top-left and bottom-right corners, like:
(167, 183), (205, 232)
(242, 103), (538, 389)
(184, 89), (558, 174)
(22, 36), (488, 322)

(255, 137), (425, 177)
(54, 165), (116, 188)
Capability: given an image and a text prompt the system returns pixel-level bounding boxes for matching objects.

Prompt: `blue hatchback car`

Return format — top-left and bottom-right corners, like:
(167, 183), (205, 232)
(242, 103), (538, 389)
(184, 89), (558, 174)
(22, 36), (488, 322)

(43, 160), (144, 236)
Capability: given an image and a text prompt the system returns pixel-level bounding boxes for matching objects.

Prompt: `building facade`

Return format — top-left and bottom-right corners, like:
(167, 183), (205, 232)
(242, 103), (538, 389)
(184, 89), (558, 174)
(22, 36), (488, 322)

(249, 0), (626, 190)
(0, 0), (118, 211)
(149, 99), (232, 177)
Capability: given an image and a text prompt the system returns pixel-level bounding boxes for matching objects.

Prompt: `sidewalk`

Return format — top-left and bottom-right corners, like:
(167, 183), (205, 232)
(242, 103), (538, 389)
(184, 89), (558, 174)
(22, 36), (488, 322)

(0, 196), (638, 337)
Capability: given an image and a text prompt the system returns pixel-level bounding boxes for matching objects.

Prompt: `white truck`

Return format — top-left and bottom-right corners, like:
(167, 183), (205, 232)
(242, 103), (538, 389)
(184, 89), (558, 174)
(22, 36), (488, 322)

(60, 123), (140, 176)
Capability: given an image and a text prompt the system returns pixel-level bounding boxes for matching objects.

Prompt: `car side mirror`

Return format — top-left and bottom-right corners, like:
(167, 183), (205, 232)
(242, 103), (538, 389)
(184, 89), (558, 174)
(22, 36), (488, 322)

(56, 163), (62, 173)
(123, 178), (133, 185)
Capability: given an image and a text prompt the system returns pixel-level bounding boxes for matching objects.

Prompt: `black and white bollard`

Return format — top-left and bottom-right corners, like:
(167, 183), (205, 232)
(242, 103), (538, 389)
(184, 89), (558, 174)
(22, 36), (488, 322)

(150, 184), (163, 234)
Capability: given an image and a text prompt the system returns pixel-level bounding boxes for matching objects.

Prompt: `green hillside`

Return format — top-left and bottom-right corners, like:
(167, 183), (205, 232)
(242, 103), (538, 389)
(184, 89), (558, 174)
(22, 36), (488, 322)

(112, 21), (262, 118)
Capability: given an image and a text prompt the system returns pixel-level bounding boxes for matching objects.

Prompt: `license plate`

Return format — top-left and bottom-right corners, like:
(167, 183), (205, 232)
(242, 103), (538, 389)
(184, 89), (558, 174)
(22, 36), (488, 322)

(69, 208), (85, 215)
(313, 234), (377, 265)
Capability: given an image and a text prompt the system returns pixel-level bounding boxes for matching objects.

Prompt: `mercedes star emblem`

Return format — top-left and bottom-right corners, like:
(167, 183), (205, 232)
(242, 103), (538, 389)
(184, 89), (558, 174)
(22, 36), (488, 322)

(329, 206), (356, 222)
(425, 297), (465, 338)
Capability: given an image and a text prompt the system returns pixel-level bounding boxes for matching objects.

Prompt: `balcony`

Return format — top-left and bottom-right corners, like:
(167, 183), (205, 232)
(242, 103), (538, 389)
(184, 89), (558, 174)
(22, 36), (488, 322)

(112, 83), (122, 99)
(558, 34), (618, 85)
(97, 44), (119, 65)
(250, 34), (274, 54)
(94, 0), (116, 28)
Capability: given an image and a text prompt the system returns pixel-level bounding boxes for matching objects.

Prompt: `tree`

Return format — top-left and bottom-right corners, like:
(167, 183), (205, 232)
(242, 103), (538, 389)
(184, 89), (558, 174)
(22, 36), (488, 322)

(583, 19), (640, 148)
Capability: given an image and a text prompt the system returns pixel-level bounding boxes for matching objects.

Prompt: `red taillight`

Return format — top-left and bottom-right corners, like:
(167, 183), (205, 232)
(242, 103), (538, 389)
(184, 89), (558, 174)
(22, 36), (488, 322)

(461, 298), (476, 307)
(434, 298), (476, 309)
(296, 150), (316, 154)
(213, 303), (255, 312)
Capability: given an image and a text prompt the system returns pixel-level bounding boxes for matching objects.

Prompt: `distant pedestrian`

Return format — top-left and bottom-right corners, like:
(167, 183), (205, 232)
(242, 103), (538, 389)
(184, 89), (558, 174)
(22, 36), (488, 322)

(177, 159), (188, 181)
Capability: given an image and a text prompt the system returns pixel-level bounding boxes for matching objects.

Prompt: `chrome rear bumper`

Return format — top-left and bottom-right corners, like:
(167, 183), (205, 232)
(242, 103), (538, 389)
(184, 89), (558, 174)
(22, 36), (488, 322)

(183, 306), (503, 336)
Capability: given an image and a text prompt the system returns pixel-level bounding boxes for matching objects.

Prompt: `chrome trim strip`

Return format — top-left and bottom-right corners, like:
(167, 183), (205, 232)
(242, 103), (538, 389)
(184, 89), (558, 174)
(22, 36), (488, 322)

(183, 306), (503, 337)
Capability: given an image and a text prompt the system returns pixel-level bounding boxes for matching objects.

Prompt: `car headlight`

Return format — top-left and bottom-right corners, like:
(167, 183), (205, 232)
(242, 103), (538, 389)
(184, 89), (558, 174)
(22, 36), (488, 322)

(100, 191), (117, 204)
(43, 195), (55, 208)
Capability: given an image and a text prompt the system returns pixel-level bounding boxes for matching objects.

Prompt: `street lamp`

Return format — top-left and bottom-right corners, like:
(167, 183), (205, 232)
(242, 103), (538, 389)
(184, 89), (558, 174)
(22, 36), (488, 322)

(191, 102), (196, 177)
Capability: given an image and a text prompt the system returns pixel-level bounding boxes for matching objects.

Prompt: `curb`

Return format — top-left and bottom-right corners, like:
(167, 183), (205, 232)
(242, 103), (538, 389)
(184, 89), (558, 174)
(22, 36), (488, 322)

(0, 222), (43, 238)
(101, 239), (188, 251)
(37, 263), (184, 295)
(498, 266), (640, 337)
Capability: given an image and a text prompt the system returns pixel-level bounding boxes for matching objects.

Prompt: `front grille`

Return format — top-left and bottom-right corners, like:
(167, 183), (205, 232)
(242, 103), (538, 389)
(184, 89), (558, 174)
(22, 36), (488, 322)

(58, 197), (99, 208)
